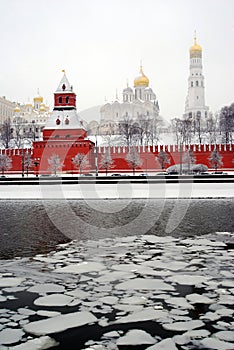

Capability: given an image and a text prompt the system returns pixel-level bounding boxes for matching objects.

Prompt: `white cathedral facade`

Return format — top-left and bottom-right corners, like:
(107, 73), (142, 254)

(184, 33), (209, 122)
(99, 65), (160, 135)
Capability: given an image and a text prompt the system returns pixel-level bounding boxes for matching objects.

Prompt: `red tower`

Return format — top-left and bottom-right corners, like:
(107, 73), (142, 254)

(33, 71), (95, 174)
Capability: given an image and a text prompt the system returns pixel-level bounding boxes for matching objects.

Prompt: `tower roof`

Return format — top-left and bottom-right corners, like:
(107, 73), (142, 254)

(56, 70), (73, 93)
(190, 32), (202, 58)
(134, 65), (149, 87)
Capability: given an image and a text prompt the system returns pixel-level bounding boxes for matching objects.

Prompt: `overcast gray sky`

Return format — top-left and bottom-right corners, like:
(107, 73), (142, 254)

(0, 0), (233, 120)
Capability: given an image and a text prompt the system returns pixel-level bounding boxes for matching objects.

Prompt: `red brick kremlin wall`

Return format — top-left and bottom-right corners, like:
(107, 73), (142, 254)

(1, 144), (233, 175)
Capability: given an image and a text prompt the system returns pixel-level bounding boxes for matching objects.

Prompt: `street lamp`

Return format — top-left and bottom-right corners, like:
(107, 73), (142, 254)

(34, 157), (40, 177)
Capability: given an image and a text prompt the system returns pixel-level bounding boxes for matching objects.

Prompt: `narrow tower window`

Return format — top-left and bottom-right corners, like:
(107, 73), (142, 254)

(191, 82), (193, 87)
(196, 81), (199, 86)
(66, 96), (69, 104)
(58, 97), (62, 104)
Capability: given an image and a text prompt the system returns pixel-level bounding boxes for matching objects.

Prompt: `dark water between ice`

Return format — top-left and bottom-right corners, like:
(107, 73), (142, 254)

(0, 198), (233, 259)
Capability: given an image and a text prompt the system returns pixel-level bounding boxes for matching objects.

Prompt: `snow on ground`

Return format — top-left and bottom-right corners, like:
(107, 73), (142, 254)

(0, 232), (233, 349)
(0, 182), (234, 199)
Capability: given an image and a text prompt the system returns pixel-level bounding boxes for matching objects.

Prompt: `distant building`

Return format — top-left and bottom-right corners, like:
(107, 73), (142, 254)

(0, 96), (16, 124)
(100, 65), (160, 135)
(184, 33), (209, 123)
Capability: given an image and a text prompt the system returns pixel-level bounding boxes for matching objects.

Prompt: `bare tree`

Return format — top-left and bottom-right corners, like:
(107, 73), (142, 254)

(126, 147), (142, 175)
(0, 118), (12, 149)
(12, 117), (25, 149)
(100, 148), (114, 176)
(183, 149), (196, 174)
(171, 118), (192, 145)
(219, 104), (234, 144)
(206, 113), (219, 145)
(72, 153), (88, 175)
(48, 154), (63, 175)
(0, 154), (12, 176)
(209, 149), (223, 171)
(148, 115), (163, 145)
(156, 150), (170, 170)
(119, 114), (135, 146)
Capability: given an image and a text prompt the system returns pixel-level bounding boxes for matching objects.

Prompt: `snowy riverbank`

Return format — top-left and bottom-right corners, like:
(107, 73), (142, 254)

(0, 182), (234, 199)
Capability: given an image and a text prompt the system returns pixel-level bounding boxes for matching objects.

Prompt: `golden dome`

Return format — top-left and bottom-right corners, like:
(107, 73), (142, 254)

(134, 65), (149, 87)
(40, 104), (45, 112)
(34, 96), (43, 103)
(14, 106), (20, 113)
(190, 33), (202, 58)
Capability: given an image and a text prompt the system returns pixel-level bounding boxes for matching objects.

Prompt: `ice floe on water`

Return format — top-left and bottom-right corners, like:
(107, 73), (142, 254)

(24, 311), (97, 336)
(0, 278), (24, 287)
(116, 329), (156, 345)
(0, 232), (233, 349)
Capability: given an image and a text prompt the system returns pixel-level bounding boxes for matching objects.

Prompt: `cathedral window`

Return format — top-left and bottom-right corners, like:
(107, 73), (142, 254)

(66, 96), (69, 104)
(191, 82), (193, 87)
(196, 81), (199, 86)
(58, 97), (62, 104)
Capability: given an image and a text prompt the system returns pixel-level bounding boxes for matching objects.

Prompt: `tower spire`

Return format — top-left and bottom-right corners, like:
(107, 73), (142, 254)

(194, 30), (198, 46)
(140, 59), (143, 73)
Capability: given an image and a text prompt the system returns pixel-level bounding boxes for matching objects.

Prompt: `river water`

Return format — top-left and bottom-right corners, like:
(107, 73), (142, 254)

(0, 198), (233, 259)
(0, 198), (234, 349)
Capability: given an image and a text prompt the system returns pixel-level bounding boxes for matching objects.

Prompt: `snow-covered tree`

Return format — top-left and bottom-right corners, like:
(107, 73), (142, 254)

(126, 147), (142, 175)
(0, 154), (12, 176)
(183, 149), (196, 174)
(100, 149), (114, 176)
(24, 152), (34, 177)
(48, 154), (63, 175)
(209, 149), (223, 171)
(72, 153), (88, 175)
(156, 150), (170, 170)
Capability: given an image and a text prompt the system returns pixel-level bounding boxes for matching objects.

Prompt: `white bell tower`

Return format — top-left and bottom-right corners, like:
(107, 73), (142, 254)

(184, 32), (209, 121)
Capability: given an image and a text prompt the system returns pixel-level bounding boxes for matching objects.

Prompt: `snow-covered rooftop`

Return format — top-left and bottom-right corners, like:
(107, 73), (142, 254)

(56, 73), (73, 93)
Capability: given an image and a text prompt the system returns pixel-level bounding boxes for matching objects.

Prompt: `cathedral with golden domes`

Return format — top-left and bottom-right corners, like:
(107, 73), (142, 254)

(12, 92), (51, 141)
(99, 65), (160, 135)
(184, 33), (209, 122)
